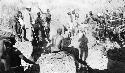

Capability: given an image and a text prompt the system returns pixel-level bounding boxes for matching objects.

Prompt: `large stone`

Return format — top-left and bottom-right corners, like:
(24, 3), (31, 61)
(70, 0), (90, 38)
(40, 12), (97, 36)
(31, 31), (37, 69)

(36, 52), (76, 73)
(14, 41), (33, 67)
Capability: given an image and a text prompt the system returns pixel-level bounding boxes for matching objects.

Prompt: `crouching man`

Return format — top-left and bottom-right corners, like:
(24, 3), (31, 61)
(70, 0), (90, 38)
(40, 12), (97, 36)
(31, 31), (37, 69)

(4, 37), (37, 73)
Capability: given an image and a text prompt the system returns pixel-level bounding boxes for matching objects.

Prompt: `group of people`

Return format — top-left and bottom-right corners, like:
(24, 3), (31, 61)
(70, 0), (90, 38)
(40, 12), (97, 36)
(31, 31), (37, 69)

(3, 5), (125, 73)
(0, 6), (53, 73)
(14, 6), (51, 43)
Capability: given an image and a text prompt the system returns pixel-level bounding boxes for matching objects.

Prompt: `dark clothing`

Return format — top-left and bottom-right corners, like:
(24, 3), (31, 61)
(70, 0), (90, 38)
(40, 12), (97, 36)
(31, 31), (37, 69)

(7, 47), (22, 67)
(44, 26), (50, 39)
(79, 35), (88, 51)
(14, 17), (22, 39)
(40, 26), (46, 40)
(46, 13), (51, 24)
(2, 47), (24, 73)
(8, 66), (24, 73)
(34, 17), (43, 29)
(32, 17), (44, 47)
(62, 47), (87, 70)
(79, 34), (88, 61)
(34, 17), (46, 40)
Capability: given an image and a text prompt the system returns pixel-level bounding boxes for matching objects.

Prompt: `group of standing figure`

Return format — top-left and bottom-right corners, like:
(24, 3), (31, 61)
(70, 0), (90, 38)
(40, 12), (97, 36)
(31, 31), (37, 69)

(0, 6), (52, 73)
(14, 6), (51, 44)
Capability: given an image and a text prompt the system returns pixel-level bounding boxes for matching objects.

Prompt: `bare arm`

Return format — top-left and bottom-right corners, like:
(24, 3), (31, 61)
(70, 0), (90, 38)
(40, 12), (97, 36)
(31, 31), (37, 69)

(38, 7), (46, 14)
(13, 48), (35, 64)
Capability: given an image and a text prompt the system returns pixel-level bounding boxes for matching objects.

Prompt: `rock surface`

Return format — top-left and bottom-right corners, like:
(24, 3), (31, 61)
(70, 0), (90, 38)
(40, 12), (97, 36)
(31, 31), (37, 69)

(36, 52), (76, 73)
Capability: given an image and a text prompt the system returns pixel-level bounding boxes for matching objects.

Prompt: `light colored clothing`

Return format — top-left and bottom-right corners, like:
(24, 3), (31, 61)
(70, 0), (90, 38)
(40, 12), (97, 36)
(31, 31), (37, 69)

(22, 10), (33, 41)
(22, 11), (32, 29)
(18, 17), (24, 27)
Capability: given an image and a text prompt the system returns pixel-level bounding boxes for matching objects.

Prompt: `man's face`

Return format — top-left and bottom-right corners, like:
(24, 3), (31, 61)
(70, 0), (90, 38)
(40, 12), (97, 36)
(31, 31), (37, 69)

(26, 8), (31, 12)
(57, 29), (62, 35)
(72, 10), (75, 14)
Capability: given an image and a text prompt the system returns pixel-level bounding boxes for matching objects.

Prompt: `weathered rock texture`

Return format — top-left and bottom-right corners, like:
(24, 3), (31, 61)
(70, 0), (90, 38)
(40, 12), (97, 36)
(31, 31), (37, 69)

(36, 52), (76, 73)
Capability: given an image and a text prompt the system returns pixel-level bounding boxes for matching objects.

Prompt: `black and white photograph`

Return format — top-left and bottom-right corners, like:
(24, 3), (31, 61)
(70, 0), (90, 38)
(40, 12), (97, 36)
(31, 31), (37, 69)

(0, 0), (125, 73)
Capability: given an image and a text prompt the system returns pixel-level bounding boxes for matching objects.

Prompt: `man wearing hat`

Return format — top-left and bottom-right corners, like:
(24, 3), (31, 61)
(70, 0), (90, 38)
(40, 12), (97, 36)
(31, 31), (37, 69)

(22, 5), (33, 41)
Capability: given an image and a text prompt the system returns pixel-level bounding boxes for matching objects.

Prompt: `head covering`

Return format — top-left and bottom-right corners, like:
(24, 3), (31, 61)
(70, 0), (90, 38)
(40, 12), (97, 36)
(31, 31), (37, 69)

(37, 12), (41, 16)
(25, 5), (31, 9)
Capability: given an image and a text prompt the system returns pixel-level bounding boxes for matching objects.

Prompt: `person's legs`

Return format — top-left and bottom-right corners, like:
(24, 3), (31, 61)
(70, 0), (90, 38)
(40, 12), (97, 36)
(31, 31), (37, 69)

(80, 48), (83, 60)
(80, 46), (88, 68)
(22, 27), (28, 41)
(84, 49), (88, 61)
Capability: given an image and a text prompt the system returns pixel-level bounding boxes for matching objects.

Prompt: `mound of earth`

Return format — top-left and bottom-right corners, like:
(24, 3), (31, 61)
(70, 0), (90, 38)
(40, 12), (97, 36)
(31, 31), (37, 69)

(36, 52), (76, 73)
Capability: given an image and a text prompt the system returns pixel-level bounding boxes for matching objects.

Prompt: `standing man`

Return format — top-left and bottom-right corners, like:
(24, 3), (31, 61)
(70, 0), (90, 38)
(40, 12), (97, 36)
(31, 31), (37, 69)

(14, 11), (23, 41)
(22, 6), (33, 42)
(32, 12), (42, 46)
(45, 9), (51, 42)
(31, 12), (44, 61)
(67, 12), (74, 37)
(46, 9), (51, 29)
(38, 8), (51, 42)
(72, 9), (79, 27)
(78, 32), (88, 68)
(72, 10), (79, 36)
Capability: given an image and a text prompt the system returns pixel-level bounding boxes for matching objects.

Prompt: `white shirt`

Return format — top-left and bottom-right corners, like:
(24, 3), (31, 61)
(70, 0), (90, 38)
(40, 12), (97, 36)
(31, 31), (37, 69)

(22, 10), (32, 28)
(18, 17), (24, 26)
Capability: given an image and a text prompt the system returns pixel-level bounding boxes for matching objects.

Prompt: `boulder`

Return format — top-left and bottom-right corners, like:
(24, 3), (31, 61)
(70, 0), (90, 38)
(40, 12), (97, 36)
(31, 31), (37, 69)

(36, 51), (76, 73)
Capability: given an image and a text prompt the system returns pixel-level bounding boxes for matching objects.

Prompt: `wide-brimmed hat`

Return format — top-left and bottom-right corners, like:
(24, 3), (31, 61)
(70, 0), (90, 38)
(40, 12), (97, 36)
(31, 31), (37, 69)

(25, 5), (31, 9)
